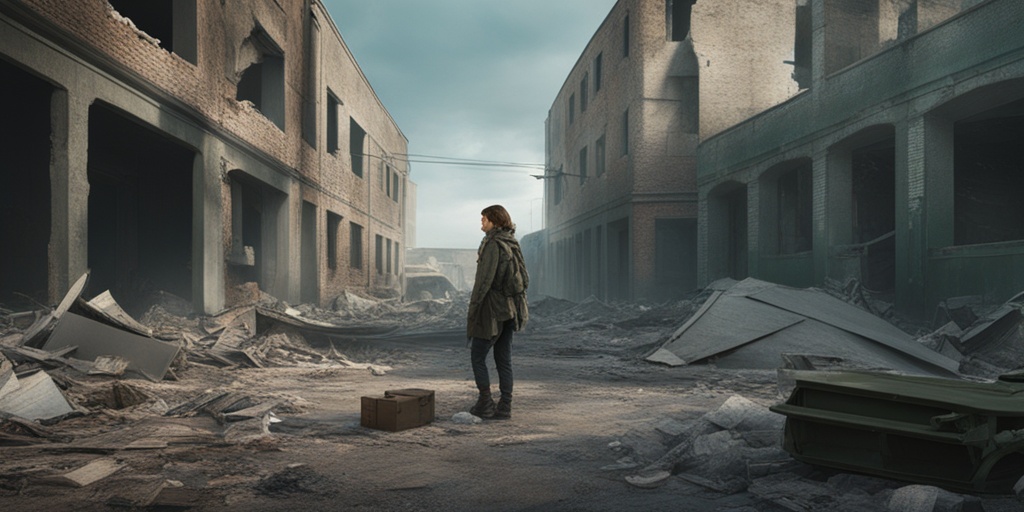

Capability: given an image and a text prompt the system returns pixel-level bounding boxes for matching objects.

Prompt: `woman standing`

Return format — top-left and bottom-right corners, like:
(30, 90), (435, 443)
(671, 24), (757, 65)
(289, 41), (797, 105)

(467, 205), (529, 420)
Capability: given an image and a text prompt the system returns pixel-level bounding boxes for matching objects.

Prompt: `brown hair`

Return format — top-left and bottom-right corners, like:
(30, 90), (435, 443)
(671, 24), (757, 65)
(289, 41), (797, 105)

(481, 204), (513, 229)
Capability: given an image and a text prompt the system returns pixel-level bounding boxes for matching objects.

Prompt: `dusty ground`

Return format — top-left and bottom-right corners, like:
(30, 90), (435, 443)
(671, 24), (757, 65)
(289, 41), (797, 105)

(2, 294), (1023, 511)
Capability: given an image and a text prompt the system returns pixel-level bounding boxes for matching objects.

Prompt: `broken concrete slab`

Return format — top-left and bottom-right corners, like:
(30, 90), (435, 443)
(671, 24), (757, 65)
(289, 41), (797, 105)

(0, 370), (74, 421)
(42, 312), (180, 381)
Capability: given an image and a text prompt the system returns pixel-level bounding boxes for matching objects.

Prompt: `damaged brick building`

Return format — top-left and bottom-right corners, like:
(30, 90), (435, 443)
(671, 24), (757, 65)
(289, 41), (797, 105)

(0, 0), (411, 314)
(540, 0), (800, 302)
(540, 0), (1024, 316)
(698, 0), (1024, 316)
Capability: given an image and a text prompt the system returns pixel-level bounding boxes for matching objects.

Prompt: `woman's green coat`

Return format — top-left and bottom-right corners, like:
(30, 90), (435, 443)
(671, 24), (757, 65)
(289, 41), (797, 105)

(466, 227), (529, 340)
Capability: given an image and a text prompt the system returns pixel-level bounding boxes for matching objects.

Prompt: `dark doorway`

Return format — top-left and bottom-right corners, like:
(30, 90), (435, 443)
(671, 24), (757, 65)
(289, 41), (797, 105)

(655, 218), (698, 300)
(852, 140), (896, 292)
(0, 59), (52, 306)
(87, 104), (194, 312)
(725, 188), (748, 280)
(607, 218), (630, 301)
(954, 98), (1024, 246)
(301, 201), (317, 304)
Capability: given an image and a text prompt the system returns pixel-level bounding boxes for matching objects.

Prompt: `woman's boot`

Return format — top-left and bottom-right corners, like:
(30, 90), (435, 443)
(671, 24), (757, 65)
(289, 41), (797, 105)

(493, 398), (511, 420)
(470, 389), (496, 418)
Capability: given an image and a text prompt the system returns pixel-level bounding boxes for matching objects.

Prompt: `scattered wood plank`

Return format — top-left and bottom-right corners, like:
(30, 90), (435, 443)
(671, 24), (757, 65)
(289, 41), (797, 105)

(43, 457), (124, 487)
(0, 371), (74, 421)
(78, 290), (154, 337)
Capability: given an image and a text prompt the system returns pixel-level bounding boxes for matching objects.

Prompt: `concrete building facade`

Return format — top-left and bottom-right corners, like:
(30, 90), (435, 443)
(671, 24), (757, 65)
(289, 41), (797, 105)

(698, 0), (1024, 316)
(541, 0), (798, 302)
(0, 0), (410, 314)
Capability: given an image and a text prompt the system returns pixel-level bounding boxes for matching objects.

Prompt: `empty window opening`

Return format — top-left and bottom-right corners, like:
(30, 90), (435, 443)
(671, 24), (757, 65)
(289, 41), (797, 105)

(350, 118), (365, 177)
(386, 165), (392, 197)
(327, 91), (341, 153)
(623, 14), (630, 57)
(580, 74), (589, 112)
(823, 0), (881, 75)
(108, 0), (197, 64)
(0, 60), (52, 306)
(709, 183), (749, 281)
(327, 210), (342, 270)
(236, 26), (285, 130)
(852, 140), (896, 292)
(792, 1), (812, 89)
(606, 218), (631, 301)
(88, 104), (194, 312)
(579, 146), (588, 184)
(655, 218), (698, 300)
(596, 135), (606, 176)
(350, 222), (364, 269)
(594, 53), (603, 93)
(301, 201), (317, 304)
(568, 93), (575, 126)
(776, 165), (813, 254)
(392, 171), (400, 203)
(375, 234), (384, 274)
(954, 98), (1024, 246)
(387, 239), (393, 274)
(726, 187), (749, 279)
(393, 242), (400, 276)
(667, 0), (697, 41)
(229, 170), (287, 299)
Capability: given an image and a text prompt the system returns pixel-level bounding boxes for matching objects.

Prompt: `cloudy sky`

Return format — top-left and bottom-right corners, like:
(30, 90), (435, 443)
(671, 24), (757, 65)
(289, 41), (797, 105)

(321, 0), (618, 249)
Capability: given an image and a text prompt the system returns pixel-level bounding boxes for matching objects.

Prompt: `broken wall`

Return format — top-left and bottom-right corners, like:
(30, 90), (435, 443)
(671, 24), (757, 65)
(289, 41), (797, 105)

(0, 0), (409, 312)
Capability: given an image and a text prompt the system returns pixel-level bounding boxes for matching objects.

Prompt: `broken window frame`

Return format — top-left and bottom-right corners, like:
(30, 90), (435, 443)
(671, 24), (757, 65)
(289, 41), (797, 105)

(350, 222), (364, 269)
(327, 210), (342, 270)
(350, 118), (365, 178)
(579, 146), (588, 185)
(568, 93), (576, 126)
(580, 73), (589, 113)
(326, 90), (341, 154)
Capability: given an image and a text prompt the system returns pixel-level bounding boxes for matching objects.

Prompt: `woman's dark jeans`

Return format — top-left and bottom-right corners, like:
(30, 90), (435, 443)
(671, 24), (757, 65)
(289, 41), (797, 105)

(471, 319), (514, 402)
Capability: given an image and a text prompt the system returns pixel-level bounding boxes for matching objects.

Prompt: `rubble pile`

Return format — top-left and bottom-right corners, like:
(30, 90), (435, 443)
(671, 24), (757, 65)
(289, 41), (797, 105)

(3, 270), (1024, 508)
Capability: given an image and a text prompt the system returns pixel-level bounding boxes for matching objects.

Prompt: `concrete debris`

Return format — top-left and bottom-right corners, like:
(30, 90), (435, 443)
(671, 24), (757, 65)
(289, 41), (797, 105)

(647, 278), (959, 376)
(42, 457), (124, 487)
(624, 470), (672, 489)
(255, 463), (332, 498)
(450, 411), (481, 424)
(78, 290), (154, 337)
(623, 394), (787, 491)
(3, 274), (1024, 508)
(42, 312), (180, 381)
(0, 370), (74, 421)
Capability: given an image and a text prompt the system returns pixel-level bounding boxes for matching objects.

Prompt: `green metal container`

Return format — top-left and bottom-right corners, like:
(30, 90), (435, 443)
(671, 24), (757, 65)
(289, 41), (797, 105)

(771, 370), (1024, 494)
